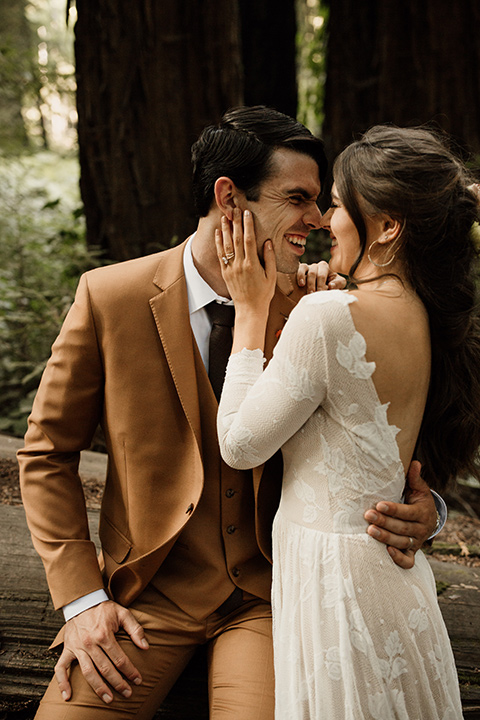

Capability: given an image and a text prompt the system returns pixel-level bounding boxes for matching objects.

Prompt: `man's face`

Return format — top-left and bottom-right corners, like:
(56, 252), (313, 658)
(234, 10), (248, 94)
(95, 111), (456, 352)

(241, 148), (323, 273)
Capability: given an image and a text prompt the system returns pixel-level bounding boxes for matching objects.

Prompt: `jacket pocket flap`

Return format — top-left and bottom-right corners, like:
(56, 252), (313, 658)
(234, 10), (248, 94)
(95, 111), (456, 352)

(99, 516), (132, 564)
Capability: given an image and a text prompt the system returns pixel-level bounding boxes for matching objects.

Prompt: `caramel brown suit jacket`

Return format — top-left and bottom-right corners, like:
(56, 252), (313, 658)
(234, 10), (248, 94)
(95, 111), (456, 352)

(18, 240), (304, 612)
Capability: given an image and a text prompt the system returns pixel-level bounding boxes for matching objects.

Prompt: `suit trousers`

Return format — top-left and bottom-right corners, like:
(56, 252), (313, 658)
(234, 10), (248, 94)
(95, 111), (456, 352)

(34, 585), (274, 720)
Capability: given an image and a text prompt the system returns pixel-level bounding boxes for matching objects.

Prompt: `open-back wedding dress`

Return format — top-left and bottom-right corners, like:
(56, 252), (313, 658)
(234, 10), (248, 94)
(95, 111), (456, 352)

(217, 290), (462, 720)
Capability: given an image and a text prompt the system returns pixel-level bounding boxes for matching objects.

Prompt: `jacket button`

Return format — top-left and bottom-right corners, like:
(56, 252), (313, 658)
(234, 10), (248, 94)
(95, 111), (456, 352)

(225, 488), (235, 498)
(226, 525), (236, 534)
(186, 503), (194, 514)
(232, 567), (240, 577)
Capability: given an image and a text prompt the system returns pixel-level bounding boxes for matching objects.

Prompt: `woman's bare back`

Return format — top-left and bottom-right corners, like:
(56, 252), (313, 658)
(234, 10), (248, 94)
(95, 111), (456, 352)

(349, 283), (431, 473)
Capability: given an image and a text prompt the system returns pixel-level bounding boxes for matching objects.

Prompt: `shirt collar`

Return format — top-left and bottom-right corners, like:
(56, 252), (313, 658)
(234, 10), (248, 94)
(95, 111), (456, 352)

(183, 234), (232, 314)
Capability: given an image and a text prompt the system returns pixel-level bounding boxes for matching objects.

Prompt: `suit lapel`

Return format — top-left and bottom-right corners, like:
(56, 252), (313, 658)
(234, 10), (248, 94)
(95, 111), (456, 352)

(148, 252), (305, 445)
(149, 241), (202, 449)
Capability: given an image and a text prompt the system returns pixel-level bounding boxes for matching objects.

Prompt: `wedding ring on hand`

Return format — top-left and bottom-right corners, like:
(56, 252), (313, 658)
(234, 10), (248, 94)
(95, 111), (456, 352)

(408, 537), (414, 549)
(222, 252), (235, 265)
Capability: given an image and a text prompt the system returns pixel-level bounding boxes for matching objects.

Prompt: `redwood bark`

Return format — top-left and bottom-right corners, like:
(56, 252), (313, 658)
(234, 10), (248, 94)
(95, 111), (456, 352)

(323, 0), (480, 162)
(75, 0), (243, 260)
(239, 0), (298, 118)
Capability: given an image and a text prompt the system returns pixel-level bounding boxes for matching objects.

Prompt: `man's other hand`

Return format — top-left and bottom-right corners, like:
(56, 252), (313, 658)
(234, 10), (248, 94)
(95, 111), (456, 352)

(296, 260), (346, 293)
(56, 600), (149, 703)
(364, 461), (437, 569)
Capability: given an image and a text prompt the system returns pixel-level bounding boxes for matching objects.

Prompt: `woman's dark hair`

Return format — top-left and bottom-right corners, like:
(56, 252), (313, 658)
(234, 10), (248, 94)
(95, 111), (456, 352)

(334, 124), (480, 490)
(191, 105), (327, 217)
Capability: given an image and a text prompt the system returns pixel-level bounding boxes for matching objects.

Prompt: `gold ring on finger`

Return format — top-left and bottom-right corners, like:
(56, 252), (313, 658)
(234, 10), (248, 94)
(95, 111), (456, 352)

(225, 252), (235, 260)
(408, 536), (414, 548)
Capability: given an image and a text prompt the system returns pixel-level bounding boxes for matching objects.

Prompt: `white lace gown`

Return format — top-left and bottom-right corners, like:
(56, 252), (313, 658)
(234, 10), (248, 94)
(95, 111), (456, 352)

(217, 290), (463, 720)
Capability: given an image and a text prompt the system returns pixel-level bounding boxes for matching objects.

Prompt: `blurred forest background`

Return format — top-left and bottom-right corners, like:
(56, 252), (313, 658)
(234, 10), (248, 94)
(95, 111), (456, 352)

(1, 0), (480, 442)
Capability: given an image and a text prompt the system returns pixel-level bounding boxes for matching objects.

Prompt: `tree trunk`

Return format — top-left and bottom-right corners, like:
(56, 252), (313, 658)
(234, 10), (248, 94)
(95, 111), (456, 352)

(239, 0), (298, 118)
(323, 0), (480, 163)
(75, 0), (243, 261)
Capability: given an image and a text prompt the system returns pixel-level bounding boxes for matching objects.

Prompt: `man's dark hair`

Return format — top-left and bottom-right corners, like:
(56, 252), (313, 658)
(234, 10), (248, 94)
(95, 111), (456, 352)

(191, 105), (327, 217)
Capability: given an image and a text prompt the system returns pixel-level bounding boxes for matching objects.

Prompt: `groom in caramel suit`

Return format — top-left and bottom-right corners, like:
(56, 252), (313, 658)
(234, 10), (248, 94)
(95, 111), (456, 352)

(18, 106), (441, 719)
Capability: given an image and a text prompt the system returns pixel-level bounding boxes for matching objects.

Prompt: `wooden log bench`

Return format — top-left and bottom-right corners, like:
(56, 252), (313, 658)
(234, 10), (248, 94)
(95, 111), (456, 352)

(0, 504), (208, 719)
(2, 505), (480, 718)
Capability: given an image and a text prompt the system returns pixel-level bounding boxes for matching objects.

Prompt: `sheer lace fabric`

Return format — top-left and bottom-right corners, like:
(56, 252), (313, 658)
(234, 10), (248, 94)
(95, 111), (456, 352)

(218, 291), (463, 719)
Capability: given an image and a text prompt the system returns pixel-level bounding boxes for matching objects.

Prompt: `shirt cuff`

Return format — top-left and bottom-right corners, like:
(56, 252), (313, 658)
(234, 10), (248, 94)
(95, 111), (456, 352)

(428, 490), (448, 540)
(63, 589), (110, 622)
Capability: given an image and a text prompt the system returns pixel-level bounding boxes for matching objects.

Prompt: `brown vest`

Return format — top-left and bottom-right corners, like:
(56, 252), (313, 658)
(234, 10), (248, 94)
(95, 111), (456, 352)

(150, 342), (272, 619)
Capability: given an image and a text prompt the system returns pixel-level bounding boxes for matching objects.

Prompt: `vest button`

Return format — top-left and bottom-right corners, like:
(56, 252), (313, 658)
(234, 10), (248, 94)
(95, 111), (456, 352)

(225, 488), (235, 498)
(226, 525), (236, 534)
(232, 567), (240, 577)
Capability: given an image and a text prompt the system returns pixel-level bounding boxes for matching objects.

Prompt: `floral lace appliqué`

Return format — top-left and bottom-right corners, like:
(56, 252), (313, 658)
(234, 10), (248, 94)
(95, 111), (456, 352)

(408, 585), (430, 633)
(282, 354), (317, 402)
(351, 404), (400, 471)
(219, 423), (262, 466)
(336, 331), (376, 380)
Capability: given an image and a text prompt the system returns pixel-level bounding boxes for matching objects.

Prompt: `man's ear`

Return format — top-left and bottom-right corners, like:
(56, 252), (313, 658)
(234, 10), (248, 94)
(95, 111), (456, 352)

(214, 177), (240, 221)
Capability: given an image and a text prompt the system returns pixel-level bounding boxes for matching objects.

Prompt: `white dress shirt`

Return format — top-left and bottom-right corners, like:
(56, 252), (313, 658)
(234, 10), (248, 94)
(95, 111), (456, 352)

(182, 234), (233, 373)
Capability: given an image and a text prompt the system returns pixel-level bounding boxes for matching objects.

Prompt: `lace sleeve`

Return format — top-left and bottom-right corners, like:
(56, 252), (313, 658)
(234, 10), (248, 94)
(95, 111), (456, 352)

(217, 294), (335, 469)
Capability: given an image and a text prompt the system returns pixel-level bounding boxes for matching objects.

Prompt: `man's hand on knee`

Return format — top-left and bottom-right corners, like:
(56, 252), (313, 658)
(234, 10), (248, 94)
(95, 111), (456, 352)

(56, 600), (149, 703)
(363, 461), (437, 569)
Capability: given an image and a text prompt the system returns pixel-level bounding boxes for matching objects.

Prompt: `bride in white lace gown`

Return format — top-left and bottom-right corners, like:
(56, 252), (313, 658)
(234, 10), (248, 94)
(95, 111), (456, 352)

(218, 290), (461, 719)
(216, 126), (480, 719)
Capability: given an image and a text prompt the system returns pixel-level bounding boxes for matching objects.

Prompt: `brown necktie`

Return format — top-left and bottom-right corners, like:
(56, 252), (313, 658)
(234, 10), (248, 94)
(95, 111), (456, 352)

(206, 301), (245, 616)
(205, 301), (235, 402)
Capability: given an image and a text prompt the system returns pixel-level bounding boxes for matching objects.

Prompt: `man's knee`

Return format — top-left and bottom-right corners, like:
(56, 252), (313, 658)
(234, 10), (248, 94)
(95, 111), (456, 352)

(208, 608), (274, 719)
(34, 639), (198, 719)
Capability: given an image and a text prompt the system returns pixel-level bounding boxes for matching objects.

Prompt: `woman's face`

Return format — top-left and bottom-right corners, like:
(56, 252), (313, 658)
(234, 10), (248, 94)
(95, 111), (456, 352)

(321, 184), (363, 276)
(321, 184), (392, 277)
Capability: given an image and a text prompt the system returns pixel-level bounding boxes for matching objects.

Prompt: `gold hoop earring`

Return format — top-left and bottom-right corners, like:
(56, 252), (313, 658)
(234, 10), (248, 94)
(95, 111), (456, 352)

(367, 238), (396, 268)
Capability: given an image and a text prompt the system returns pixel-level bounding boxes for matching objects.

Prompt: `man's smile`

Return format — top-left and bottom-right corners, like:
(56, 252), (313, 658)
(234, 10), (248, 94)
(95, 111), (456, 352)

(285, 234), (307, 254)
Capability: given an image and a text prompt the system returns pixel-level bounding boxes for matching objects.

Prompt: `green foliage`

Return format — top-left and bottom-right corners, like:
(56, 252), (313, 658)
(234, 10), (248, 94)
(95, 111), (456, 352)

(303, 228), (333, 265)
(296, 0), (329, 135)
(296, 0), (331, 266)
(0, 153), (102, 437)
(0, 0), (37, 152)
(0, 0), (77, 154)
(24, 0), (77, 152)
(435, 581), (450, 596)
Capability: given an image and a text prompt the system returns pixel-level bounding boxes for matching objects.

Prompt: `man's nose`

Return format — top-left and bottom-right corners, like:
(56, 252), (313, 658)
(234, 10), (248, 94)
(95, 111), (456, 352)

(319, 207), (333, 229)
(304, 203), (323, 229)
